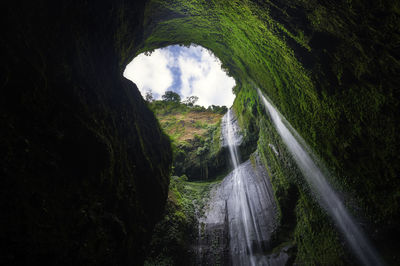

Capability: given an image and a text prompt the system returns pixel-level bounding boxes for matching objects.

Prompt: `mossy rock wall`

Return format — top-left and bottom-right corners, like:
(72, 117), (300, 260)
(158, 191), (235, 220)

(139, 0), (399, 263)
(256, 110), (351, 265)
(2, 1), (172, 265)
(2, 0), (399, 265)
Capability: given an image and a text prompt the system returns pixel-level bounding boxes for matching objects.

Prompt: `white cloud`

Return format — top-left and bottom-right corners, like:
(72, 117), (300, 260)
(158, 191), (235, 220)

(123, 45), (236, 107)
(123, 49), (173, 99)
(178, 46), (236, 107)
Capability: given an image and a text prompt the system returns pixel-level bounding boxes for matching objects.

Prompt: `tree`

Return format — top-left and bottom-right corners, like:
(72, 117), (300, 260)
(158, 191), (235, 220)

(220, 106), (228, 114)
(162, 91), (181, 102)
(145, 90), (154, 102)
(144, 49), (155, 56)
(209, 105), (228, 114)
(183, 95), (199, 106)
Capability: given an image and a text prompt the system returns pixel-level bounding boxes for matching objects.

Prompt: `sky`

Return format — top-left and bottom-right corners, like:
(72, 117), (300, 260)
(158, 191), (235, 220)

(123, 45), (236, 107)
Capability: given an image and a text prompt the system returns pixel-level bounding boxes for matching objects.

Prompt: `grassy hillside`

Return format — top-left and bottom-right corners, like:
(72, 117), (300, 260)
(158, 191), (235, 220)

(151, 101), (224, 143)
(149, 100), (228, 180)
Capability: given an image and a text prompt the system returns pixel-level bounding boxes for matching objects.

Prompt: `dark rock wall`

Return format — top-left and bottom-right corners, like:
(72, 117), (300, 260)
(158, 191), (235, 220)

(1, 1), (172, 265)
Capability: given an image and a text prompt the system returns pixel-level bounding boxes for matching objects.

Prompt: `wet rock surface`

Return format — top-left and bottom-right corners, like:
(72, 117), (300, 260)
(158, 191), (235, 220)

(221, 110), (243, 148)
(197, 156), (286, 265)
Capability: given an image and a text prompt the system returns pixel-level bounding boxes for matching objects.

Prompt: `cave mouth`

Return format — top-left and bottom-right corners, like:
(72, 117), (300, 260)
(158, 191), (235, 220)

(123, 44), (236, 108)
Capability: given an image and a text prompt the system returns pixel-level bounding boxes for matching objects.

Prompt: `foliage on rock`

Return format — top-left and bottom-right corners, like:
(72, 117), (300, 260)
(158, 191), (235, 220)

(144, 175), (222, 265)
(149, 100), (228, 180)
(140, 0), (400, 263)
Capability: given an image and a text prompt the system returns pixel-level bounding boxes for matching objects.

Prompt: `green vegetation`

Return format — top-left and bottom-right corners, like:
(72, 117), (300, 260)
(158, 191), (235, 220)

(148, 93), (228, 180)
(294, 191), (348, 265)
(256, 111), (351, 264)
(144, 174), (225, 265)
(136, 0), (400, 264)
(6, 0), (398, 265)
(140, 0), (399, 226)
(161, 91), (181, 102)
(143, 93), (230, 264)
(182, 95), (199, 106)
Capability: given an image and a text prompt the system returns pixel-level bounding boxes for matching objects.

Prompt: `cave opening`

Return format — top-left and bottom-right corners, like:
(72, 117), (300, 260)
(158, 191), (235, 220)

(119, 0), (398, 264)
(123, 44), (236, 108)
(2, 0), (399, 265)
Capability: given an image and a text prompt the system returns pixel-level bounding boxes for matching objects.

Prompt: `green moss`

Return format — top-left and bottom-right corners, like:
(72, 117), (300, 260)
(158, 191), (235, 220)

(140, 0), (399, 263)
(7, 0), (399, 264)
(255, 115), (350, 264)
(294, 192), (348, 265)
(145, 174), (224, 265)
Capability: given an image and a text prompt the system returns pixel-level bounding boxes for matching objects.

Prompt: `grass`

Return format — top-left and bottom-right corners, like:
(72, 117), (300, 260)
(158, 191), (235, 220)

(149, 100), (228, 180)
(149, 100), (223, 143)
(158, 110), (222, 143)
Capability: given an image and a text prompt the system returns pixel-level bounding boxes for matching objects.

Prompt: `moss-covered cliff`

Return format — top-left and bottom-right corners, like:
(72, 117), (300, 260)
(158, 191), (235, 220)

(2, 1), (172, 265)
(138, 0), (399, 264)
(2, 0), (399, 265)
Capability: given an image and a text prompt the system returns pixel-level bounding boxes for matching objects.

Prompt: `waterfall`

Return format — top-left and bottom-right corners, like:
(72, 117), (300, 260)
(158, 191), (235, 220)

(196, 109), (288, 265)
(258, 89), (383, 266)
(225, 109), (259, 265)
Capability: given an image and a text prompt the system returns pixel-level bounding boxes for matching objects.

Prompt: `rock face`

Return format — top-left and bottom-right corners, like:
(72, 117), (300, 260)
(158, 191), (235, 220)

(141, 0), (399, 264)
(1, 1), (172, 265)
(197, 157), (283, 265)
(2, 0), (399, 265)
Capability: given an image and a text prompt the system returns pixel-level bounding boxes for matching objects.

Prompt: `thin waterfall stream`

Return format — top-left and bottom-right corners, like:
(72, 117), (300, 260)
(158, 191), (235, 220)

(197, 109), (288, 266)
(225, 109), (263, 266)
(257, 89), (383, 266)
